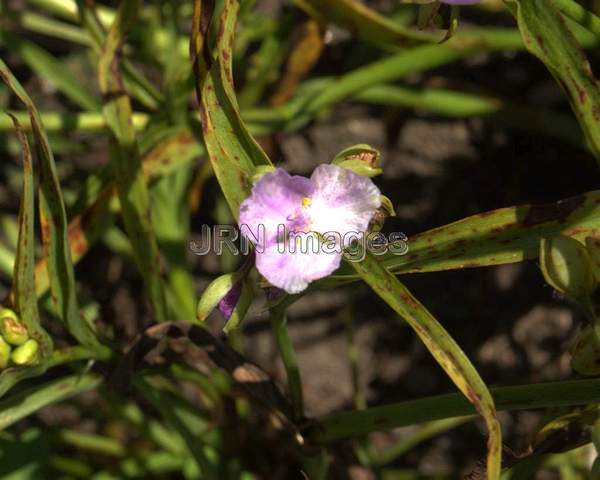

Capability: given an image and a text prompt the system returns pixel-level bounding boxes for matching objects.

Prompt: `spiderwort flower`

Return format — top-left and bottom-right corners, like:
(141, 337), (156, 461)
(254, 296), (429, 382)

(239, 164), (381, 294)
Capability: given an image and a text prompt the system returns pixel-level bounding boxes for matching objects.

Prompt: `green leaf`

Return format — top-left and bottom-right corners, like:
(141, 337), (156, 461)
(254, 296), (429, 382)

(509, 0), (600, 160)
(553, 0), (600, 41)
(0, 373), (102, 430)
(303, 379), (600, 444)
(347, 250), (501, 479)
(191, 0), (272, 218)
(354, 84), (586, 150)
(373, 416), (472, 466)
(0, 58), (106, 353)
(324, 191), (600, 284)
(31, 129), (201, 300)
(97, 0), (168, 322)
(5, 33), (100, 111)
(74, 0), (162, 110)
(152, 167), (197, 322)
(0, 111), (52, 358)
(0, 345), (99, 399)
(298, 0), (438, 46)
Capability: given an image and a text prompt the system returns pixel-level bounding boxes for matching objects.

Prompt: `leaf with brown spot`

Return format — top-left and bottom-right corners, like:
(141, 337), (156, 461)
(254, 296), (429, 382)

(191, 0), (272, 218)
(0, 58), (106, 354)
(508, 0), (600, 161)
(321, 191), (600, 285)
(4, 113), (52, 358)
(347, 250), (502, 479)
(298, 0), (438, 46)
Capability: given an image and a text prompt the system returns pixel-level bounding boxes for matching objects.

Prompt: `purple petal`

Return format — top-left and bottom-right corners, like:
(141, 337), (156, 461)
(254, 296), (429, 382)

(217, 282), (242, 320)
(239, 169), (314, 248)
(309, 164), (381, 246)
(256, 233), (342, 294)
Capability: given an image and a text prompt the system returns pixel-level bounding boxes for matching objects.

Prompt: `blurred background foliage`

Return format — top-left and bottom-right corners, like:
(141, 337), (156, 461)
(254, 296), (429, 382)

(1, 0), (600, 478)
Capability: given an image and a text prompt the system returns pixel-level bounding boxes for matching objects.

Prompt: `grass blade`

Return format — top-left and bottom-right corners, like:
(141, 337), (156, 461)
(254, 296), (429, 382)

(299, 0), (438, 46)
(191, 0), (273, 217)
(348, 250), (501, 479)
(0, 373), (102, 430)
(509, 0), (600, 160)
(0, 58), (106, 352)
(305, 377), (600, 443)
(6, 33), (100, 111)
(322, 191), (600, 284)
(3, 112), (52, 357)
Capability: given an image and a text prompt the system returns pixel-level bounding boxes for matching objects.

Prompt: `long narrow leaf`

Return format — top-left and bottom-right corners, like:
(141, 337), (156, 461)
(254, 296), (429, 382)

(299, 0), (437, 46)
(191, 0), (272, 217)
(306, 377), (600, 443)
(6, 33), (100, 111)
(0, 373), (102, 430)
(348, 251), (501, 479)
(509, 0), (600, 160)
(97, 0), (168, 321)
(324, 191), (600, 284)
(3, 113), (52, 357)
(0, 59), (105, 352)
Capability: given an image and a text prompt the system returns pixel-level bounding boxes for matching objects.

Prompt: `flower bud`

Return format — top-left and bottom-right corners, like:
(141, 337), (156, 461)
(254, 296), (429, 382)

(0, 337), (11, 369)
(220, 278), (252, 334)
(11, 339), (39, 366)
(332, 144), (382, 178)
(570, 326), (600, 376)
(0, 308), (29, 346)
(197, 272), (241, 322)
(370, 195), (396, 232)
(197, 271), (253, 333)
(540, 236), (595, 301)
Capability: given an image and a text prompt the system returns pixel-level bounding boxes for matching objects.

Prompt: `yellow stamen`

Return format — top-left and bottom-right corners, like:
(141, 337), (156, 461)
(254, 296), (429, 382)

(302, 197), (312, 208)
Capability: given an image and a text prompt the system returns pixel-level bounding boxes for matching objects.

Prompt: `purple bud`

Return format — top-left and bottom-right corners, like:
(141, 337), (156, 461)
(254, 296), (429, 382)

(216, 282), (242, 320)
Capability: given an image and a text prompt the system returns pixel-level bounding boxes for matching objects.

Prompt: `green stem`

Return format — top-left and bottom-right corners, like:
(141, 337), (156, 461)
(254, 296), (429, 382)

(0, 373), (102, 430)
(306, 377), (600, 444)
(270, 304), (304, 420)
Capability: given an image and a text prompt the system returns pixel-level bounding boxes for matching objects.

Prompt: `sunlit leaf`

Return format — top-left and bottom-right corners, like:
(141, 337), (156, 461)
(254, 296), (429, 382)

(191, 0), (273, 217)
(509, 0), (600, 160)
(0, 58), (105, 353)
(347, 250), (502, 479)
(0, 110), (52, 357)
(297, 0), (437, 46)
(323, 191), (600, 285)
